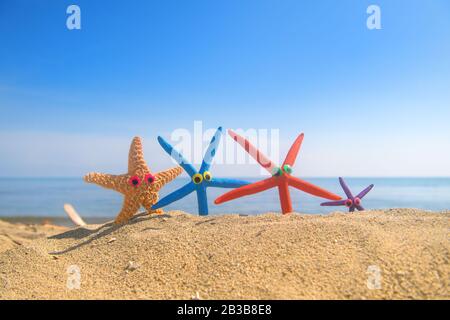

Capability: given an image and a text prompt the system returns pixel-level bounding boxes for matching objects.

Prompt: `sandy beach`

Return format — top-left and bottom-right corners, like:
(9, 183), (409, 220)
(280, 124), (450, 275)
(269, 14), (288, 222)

(0, 219), (67, 255)
(0, 209), (448, 300)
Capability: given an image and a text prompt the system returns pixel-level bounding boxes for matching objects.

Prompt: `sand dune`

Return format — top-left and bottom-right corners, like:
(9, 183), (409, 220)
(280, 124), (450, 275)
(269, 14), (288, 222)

(0, 209), (448, 299)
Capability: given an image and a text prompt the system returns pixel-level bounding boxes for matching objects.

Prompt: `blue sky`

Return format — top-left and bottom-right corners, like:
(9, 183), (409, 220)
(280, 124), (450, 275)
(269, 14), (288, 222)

(0, 0), (449, 177)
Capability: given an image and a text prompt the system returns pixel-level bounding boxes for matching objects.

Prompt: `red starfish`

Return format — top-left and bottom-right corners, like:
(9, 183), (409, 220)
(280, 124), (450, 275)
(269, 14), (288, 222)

(214, 130), (342, 214)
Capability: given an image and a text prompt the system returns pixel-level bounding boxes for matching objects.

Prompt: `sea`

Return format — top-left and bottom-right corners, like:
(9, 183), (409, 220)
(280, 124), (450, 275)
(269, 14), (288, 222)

(0, 177), (449, 224)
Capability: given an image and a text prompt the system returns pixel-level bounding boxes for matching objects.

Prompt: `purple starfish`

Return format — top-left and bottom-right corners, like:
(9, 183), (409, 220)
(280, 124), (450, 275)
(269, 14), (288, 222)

(321, 177), (374, 212)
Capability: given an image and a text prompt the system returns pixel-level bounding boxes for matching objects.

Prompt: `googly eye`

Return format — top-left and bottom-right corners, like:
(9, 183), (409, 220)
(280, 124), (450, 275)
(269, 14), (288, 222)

(354, 197), (361, 206)
(271, 167), (283, 176)
(128, 176), (141, 187)
(145, 173), (155, 184)
(345, 199), (353, 207)
(203, 171), (212, 181)
(192, 173), (203, 184)
(283, 164), (293, 174)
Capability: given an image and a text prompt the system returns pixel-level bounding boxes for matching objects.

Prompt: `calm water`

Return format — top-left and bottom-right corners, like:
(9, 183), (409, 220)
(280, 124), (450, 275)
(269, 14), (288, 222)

(0, 177), (449, 218)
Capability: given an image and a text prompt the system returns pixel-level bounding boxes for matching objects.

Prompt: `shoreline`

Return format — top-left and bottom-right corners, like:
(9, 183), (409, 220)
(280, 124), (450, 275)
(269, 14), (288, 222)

(0, 216), (110, 227)
(0, 207), (448, 227)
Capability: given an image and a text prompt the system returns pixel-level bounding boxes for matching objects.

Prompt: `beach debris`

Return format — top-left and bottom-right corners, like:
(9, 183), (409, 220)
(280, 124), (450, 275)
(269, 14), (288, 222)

(63, 203), (87, 227)
(125, 261), (140, 272)
(214, 130), (341, 214)
(152, 127), (249, 216)
(321, 177), (374, 212)
(107, 237), (117, 244)
(84, 137), (183, 224)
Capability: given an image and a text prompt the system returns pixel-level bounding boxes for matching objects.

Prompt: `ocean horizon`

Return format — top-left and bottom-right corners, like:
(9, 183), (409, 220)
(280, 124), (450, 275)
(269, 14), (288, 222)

(0, 177), (449, 220)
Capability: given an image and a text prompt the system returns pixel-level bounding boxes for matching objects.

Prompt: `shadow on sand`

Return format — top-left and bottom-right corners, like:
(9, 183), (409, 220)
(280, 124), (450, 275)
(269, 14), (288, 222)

(48, 212), (172, 255)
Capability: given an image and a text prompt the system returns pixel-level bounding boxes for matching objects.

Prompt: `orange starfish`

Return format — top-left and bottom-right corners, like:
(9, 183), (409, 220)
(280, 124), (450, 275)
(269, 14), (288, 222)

(84, 137), (182, 224)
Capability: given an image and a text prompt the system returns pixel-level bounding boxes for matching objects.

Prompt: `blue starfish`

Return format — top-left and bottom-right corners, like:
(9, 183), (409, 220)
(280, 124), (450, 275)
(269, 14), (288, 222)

(321, 177), (374, 212)
(152, 127), (249, 215)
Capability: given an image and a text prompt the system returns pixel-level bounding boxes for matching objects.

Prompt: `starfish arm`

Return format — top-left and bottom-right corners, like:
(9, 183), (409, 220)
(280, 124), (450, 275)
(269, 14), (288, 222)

(228, 129), (276, 174)
(349, 206), (356, 213)
(196, 188), (209, 216)
(356, 184), (374, 199)
(114, 195), (141, 224)
(128, 137), (149, 175)
(339, 177), (354, 199)
(157, 136), (197, 177)
(282, 133), (304, 167)
(152, 182), (195, 209)
(207, 177), (250, 189)
(154, 166), (183, 190)
(83, 173), (129, 194)
(200, 127), (223, 173)
(288, 176), (342, 200)
(278, 180), (293, 214)
(356, 204), (365, 211)
(320, 200), (348, 206)
(141, 191), (159, 212)
(214, 177), (277, 204)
